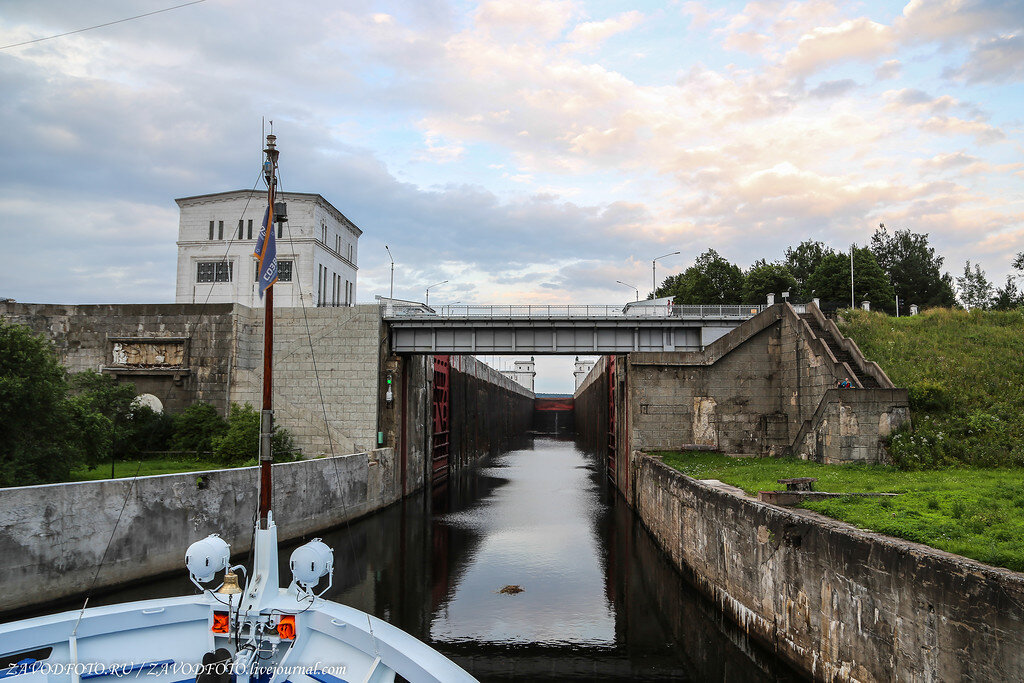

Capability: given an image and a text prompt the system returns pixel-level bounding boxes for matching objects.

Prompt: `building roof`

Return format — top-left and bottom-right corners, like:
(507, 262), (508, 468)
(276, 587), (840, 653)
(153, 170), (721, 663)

(175, 190), (362, 236)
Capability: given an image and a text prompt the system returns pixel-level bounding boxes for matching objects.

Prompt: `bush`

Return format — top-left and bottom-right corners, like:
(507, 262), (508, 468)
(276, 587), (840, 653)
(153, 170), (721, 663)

(172, 402), (228, 455)
(907, 380), (950, 413)
(211, 403), (298, 465)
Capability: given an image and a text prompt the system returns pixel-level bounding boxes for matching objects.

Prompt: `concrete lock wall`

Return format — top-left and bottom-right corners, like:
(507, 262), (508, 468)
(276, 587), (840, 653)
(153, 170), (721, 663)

(0, 449), (399, 615)
(633, 455), (1024, 681)
(625, 304), (909, 464)
(449, 355), (534, 469)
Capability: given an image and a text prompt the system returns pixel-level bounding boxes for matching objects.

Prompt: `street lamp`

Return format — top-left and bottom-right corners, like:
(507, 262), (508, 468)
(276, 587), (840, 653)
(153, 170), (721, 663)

(384, 245), (394, 300)
(652, 251), (681, 296)
(616, 280), (639, 301)
(425, 280), (448, 307)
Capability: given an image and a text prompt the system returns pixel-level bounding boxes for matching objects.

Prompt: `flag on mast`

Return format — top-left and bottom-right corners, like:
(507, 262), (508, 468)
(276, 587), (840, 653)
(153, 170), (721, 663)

(253, 203), (278, 298)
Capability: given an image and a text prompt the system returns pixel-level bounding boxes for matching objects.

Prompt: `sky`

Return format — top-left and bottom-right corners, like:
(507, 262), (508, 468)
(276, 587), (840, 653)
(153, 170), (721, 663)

(1, 0), (1022, 392)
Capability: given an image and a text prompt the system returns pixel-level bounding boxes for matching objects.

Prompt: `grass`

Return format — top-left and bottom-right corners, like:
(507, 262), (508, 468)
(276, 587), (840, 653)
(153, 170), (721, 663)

(838, 307), (1024, 468)
(660, 451), (1024, 572)
(69, 458), (226, 481)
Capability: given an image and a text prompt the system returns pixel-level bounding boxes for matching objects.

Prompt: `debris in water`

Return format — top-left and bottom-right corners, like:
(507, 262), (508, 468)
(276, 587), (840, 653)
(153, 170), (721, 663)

(497, 585), (524, 595)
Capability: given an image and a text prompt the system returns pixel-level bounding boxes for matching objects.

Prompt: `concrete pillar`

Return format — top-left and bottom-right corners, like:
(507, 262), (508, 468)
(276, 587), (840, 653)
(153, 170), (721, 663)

(910, 304), (919, 315)
(767, 293), (775, 305)
(861, 301), (870, 311)
(813, 297), (820, 308)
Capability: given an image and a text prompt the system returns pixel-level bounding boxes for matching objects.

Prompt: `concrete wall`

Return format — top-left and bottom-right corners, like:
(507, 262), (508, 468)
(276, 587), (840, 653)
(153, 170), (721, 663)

(633, 454), (1024, 681)
(625, 304), (909, 464)
(0, 449), (399, 615)
(449, 355), (534, 469)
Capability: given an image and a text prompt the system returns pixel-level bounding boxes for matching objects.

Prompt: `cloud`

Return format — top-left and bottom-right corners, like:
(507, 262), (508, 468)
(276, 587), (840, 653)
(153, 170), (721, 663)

(875, 59), (901, 80)
(808, 78), (858, 98)
(565, 11), (643, 50)
(781, 18), (893, 78)
(949, 33), (1024, 83)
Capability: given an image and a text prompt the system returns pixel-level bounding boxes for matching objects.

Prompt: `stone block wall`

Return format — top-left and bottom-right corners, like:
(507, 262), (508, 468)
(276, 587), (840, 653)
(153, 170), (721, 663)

(229, 304), (383, 458)
(0, 301), (236, 415)
(634, 455), (1024, 681)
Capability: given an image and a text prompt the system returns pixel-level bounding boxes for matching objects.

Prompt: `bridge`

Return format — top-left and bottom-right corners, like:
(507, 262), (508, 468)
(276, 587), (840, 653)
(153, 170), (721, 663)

(382, 302), (769, 354)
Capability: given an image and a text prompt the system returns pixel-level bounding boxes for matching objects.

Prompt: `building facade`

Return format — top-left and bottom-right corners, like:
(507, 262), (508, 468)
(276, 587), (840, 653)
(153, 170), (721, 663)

(175, 191), (360, 307)
(501, 357), (536, 392)
(573, 356), (596, 391)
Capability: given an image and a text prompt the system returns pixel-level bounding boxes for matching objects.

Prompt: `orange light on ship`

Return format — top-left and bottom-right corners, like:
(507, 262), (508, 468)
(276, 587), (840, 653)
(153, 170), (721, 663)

(277, 615), (296, 640)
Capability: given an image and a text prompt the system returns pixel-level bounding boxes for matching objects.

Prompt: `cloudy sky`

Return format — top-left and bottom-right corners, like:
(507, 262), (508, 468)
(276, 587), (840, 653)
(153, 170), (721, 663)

(2, 0), (1022, 390)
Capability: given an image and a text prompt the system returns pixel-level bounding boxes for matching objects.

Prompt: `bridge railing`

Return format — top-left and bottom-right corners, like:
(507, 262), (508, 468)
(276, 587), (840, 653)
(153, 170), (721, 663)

(382, 303), (768, 320)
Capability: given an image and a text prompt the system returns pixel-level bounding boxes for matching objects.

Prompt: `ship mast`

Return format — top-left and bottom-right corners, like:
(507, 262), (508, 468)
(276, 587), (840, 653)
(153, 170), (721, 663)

(259, 134), (279, 530)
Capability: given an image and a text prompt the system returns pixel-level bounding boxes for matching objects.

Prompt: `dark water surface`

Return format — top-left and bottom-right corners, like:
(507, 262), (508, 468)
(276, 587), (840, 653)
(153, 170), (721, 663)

(27, 436), (800, 681)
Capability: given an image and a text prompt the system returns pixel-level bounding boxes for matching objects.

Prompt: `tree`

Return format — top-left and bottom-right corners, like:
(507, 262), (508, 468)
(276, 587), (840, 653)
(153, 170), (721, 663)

(172, 402), (228, 454)
(956, 260), (993, 310)
(67, 370), (139, 465)
(784, 240), (833, 299)
(805, 247), (895, 312)
(212, 403), (297, 465)
(656, 249), (745, 304)
(869, 225), (956, 311)
(0, 321), (80, 485)
(1013, 252), (1024, 272)
(742, 260), (798, 304)
(991, 275), (1023, 311)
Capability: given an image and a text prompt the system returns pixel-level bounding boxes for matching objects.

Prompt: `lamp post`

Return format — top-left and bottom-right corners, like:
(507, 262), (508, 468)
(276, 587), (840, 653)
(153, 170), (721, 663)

(425, 280), (447, 307)
(652, 251), (681, 296)
(384, 245), (394, 300)
(616, 280), (639, 301)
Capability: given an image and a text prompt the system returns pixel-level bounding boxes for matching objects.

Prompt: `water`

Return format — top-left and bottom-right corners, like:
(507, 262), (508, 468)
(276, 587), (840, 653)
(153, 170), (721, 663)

(22, 436), (800, 681)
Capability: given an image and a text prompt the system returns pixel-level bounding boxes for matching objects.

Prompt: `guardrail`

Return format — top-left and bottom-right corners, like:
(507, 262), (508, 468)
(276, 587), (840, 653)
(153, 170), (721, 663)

(382, 303), (768, 320)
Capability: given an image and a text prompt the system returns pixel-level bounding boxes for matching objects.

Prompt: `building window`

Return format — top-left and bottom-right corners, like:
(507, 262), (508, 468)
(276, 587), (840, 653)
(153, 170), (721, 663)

(238, 220), (244, 240)
(348, 244), (354, 261)
(218, 220), (224, 240)
(256, 260), (292, 282)
(197, 261), (232, 283)
(247, 219), (253, 240)
(209, 221), (214, 240)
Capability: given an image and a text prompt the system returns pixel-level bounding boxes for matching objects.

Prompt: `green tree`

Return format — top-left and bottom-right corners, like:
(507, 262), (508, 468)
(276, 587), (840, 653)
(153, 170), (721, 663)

(1013, 252), (1024, 272)
(806, 247), (895, 312)
(991, 275), (1023, 311)
(784, 240), (833, 299)
(172, 402), (228, 454)
(0, 321), (80, 485)
(656, 249), (745, 304)
(212, 402), (297, 465)
(67, 370), (139, 464)
(742, 260), (798, 304)
(869, 225), (956, 311)
(956, 260), (993, 310)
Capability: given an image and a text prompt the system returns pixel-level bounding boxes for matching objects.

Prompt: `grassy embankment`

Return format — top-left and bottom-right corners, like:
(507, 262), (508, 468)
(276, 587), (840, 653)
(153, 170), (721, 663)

(69, 457), (224, 481)
(663, 307), (1024, 571)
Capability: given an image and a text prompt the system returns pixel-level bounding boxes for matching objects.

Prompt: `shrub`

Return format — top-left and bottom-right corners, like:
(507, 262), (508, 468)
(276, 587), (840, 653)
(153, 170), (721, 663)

(172, 402), (228, 455)
(211, 403), (298, 465)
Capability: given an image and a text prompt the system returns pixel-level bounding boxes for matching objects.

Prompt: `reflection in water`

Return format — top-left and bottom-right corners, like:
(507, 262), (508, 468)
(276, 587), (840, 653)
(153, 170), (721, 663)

(429, 439), (613, 646)
(31, 435), (800, 681)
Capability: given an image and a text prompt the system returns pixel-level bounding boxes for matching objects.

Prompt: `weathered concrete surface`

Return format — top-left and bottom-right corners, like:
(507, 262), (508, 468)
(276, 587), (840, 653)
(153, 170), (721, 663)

(634, 454), (1024, 682)
(449, 355), (533, 468)
(0, 448), (398, 614)
(626, 303), (909, 464)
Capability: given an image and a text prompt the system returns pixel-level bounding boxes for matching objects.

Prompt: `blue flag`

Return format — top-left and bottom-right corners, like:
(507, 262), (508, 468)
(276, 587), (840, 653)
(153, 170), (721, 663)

(253, 205), (277, 298)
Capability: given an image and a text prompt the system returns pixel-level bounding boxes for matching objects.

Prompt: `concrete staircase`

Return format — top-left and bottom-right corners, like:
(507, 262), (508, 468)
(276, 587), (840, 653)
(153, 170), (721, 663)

(799, 313), (880, 388)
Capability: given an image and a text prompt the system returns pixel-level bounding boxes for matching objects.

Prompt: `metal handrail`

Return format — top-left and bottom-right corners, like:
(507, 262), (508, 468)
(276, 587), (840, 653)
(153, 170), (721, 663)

(382, 303), (767, 320)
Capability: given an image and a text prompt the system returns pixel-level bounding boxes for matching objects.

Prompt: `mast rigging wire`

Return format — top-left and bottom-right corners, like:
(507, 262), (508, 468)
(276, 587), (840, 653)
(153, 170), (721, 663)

(0, 1), (207, 51)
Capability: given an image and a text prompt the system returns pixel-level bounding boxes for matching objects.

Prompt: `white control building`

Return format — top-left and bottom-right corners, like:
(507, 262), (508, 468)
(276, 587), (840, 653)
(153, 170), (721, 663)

(175, 191), (360, 307)
(501, 358), (536, 393)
